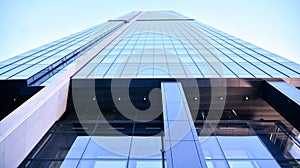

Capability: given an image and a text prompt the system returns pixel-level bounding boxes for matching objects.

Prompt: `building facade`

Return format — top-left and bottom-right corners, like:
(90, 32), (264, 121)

(0, 11), (300, 167)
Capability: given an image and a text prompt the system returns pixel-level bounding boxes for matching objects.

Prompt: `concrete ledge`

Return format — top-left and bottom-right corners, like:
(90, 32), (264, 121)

(0, 75), (69, 168)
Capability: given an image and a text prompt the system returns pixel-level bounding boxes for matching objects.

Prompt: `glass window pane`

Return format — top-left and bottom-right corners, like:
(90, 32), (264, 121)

(217, 136), (275, 159)
(82, 136), (130, 159)
(228, 159), (280, 168)
(199, 136), (225, 159)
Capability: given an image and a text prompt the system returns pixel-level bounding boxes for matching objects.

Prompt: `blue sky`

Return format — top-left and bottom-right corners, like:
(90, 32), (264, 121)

(1, 0), (300, 64)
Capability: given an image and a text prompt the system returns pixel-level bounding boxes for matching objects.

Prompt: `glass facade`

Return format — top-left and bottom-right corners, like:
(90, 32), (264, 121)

(1, 11), (300, 168)
(2, 10), (300, 84)
(0, 21), (126, 86)
(197, 120), (300, 167)
(20, 116), (300, 167)
(73, 12), (300, 79)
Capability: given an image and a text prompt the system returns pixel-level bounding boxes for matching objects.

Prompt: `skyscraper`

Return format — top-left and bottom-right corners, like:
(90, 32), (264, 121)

(1, 11), (300, 167)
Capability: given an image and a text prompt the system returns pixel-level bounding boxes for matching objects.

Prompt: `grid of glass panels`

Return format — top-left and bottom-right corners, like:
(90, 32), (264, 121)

(74, 20), (234, 79)
(200, 136), (280, 168)
(2, 10), (299, 83)
(20, 120), (165, 168)
(194, 21), (300, 78)
(197, 121), (300, 167)
(137, 11), (191, 20)
(61, 136), (163, 168)
(0, 21), (125, 85)
(21, 118), (300, 167)
(111, 11), (141, 22)
(74, 11), (300, 79)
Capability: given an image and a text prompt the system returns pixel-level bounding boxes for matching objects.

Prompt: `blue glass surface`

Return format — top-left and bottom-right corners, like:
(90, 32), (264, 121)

(170, 140), (202, 167)
(217, 136), (274, 159)
(81, 136), (130, 159)
(227, 159), (280, 168)
(64, 137), (90, 159)
(128, 160), (163, 168)
(199, 136), (225, 159)
(206, 160), (229, 168)
(78, 160), (127, 168)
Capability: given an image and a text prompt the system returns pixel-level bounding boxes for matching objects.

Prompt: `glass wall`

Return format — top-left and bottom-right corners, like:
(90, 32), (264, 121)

(197, 121), (300, 167)
(74, 12), (300, 79)
(20, 116), (300, 167)
(0, 21), (125, 86)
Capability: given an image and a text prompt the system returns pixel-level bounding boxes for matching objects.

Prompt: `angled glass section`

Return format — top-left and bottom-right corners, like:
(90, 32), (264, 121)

(137, 11), (192, 20)
(0, 21), (125, 86)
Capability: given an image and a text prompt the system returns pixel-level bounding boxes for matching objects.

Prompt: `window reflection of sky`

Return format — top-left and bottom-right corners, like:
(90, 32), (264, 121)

(61, 136), (163, 168)
(199, 136), (281, 168)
